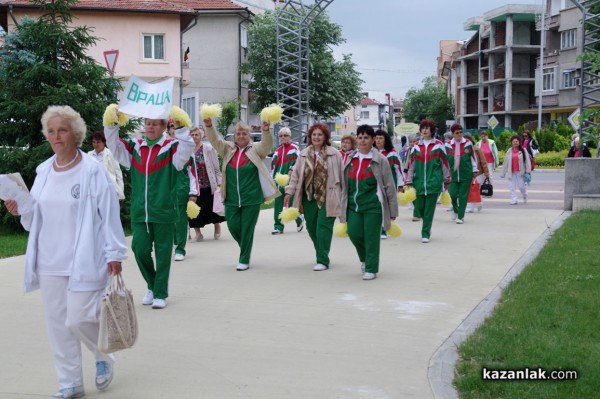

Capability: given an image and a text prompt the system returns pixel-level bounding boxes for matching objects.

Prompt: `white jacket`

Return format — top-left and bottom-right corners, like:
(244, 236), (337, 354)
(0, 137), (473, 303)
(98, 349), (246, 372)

(21, 151), (128, 293)
(88, 147), (125, 200)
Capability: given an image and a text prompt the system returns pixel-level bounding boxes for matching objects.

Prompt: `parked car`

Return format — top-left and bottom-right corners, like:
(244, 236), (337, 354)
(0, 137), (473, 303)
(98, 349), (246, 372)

(331, 134), (342, 149)
(224, 132), (263, 142)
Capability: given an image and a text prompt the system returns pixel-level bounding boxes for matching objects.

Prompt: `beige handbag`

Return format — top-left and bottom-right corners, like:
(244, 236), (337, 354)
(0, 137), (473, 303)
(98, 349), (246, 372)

(98, 274), (138, 354)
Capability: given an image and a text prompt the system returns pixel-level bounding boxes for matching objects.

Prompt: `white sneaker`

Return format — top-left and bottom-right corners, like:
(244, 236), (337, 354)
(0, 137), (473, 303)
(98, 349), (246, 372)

(95, 361), (113, 391)
(510, 200), (518, 205)
(236, 263), (250, 271)
(380, 234), (388, 240)
(313, 263), (328, 271)
(451, 212), (457, 221)
(411, 217), (421, 222)
(456, 219), (464, 224)
(466, 208), (474, 213)
(142, 290), (154, 305)
(362, 272), (377, 280)
(51, 386), (85, 399)
(152, 298), (167, 309)
(174, 253), (185, 261)
(446, 207), (453, 212)
(360, 262), (366, 273)
(523, 197), (528, 204)
(421, 237), (430, 243)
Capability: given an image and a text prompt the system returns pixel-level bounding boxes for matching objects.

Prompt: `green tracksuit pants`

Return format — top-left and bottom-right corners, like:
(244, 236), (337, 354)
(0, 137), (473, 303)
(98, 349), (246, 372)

(225, 203), (261, 264)
(174, 201), (188, 255)
(273, 192), (303, 232)
(132, 222), (174, 300)
(414, 194), (439, 240)
(302, 196), (335, 267)
(449, 180), (470, 220)
(347, 210), (382, 273)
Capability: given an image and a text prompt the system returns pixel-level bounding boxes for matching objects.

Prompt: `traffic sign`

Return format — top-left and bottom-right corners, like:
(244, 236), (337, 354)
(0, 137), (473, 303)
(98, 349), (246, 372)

(568, 108), (581, 130)
(487, 116), (499, 130)
(103, 50), (119, 77)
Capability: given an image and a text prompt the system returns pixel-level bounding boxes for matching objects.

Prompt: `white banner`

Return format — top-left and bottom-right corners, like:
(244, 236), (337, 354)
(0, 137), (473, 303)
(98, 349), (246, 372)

(119, 75), (174, 119)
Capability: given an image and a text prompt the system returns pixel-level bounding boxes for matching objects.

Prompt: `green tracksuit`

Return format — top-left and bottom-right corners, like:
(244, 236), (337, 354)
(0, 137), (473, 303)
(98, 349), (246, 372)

(272, 143), (302, 232)
(346, 156), (383, 273)
(302, 195), (335, 267)
(446, 139), (477, 220)
(173, 157), (198, 256)
(406, 138), (450, 240)
(225, 147), (263, 264)
(106, 127), (194, 300)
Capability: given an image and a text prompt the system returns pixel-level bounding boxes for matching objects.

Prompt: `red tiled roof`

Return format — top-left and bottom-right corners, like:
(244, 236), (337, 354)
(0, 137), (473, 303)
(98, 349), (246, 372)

(360, 97), (379, 106)
(0, 0), (244, 14)
(174, 0), (245, 10)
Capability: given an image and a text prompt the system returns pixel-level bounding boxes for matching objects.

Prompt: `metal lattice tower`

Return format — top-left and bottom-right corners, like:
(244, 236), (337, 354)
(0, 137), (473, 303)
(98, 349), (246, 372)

(573, 1), (600, 151)
(276, 0), (334, 142)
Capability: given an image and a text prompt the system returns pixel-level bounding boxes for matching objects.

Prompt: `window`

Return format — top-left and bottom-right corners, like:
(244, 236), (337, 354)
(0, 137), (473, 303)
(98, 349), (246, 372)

(562, 0), (575, 9)
(143, 34), (165, 60)
(360, 111), (370, 119)
(240, 25), (248, 49)
(560, 29), (577, 49)
(562, 69), (577, 89)
(543, 68), (555, 91)
(182, 93), (198, 127)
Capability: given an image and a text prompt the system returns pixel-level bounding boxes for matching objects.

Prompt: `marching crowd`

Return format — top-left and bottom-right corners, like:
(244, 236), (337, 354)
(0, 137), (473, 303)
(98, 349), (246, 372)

(2, 103), (543, 398)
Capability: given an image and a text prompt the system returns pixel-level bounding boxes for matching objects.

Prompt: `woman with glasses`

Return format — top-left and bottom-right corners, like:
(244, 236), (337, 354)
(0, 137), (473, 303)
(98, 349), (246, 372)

(271, 127), (304, 234)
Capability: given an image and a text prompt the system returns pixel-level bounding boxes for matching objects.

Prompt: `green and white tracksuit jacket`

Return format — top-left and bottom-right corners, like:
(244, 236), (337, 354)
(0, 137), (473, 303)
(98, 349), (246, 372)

(104, 126), (195, 223)
(445, 138), (478, 183)
(379, 148), (404, 188)
(272, 143), (300, 186)
(406, 138), (451, 195)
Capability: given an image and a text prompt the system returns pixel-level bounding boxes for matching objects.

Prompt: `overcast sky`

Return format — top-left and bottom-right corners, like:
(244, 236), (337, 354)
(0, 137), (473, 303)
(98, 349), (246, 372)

(326, 0), (544, 99)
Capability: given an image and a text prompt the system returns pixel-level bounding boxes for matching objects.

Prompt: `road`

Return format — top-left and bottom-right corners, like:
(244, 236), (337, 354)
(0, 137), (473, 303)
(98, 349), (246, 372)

(481, 169), (564, 211)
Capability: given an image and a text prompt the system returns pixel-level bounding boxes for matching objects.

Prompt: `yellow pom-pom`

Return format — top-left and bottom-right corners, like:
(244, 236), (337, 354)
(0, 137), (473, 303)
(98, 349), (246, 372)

(260, 104), (284, 124)
(103, 104), (118, 127)
(404, 187), (416, 203)
(186, 201), (200, 219)
(279, 207), (300, 223)
(334, 222), (348, 238)
(440, 191), (451, 206)
(386, 222), (402, 238)
(117, 111), (129, 127)
(200, 103), (223, 119)
(274, 173), (290, 187)
(397, 192), (409, 206)
(264, 198), (274, 205)
(169, 106), (192, 128)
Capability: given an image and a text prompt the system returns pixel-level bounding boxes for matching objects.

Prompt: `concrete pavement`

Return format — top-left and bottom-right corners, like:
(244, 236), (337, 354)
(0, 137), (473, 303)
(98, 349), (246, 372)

(0, 171), (566, 399)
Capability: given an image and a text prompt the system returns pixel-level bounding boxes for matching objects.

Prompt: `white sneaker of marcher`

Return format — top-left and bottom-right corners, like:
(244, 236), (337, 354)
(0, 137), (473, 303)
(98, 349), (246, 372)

(456, 219), (464, 224)
(152, 298), (167, 309)
(236, 263), (250, 271)
(51, 386), (85, 399)
(313, 263), (328, 271)
(142, 290), (154, 306)
(362, 272), (377, 280)
(174, 253), (185, 261)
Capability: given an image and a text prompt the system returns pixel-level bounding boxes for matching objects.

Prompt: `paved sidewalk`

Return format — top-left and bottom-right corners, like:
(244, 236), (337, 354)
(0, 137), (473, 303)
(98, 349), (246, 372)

(0, 192), (564, 398)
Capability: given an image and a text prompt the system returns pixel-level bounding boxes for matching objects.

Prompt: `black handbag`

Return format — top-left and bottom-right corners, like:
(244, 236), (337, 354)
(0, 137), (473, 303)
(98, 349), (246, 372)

(480, 178), (493, 197)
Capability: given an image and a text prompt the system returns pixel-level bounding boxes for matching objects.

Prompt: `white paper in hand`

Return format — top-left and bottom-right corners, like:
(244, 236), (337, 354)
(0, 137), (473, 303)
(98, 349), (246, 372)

(0, 173), (35, 214)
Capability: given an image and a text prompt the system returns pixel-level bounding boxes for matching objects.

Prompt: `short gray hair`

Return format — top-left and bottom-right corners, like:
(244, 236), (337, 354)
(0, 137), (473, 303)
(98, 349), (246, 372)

(235, 121), (251, 133)
(41, 105), (86, 146)
(279, 127), (291, 136)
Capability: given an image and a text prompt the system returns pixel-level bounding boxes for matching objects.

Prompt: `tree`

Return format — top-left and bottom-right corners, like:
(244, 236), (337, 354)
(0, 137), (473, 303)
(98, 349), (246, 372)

(240, 9), (363, 119)
(0, 0), (122, 230)
(216, 98), (240, 135)
(402, 76), (454, 134)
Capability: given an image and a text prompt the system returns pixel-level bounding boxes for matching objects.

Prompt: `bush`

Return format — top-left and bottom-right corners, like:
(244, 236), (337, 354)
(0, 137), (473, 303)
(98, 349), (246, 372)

(535, 150), (568, 167)
(496, 130), (514, 152)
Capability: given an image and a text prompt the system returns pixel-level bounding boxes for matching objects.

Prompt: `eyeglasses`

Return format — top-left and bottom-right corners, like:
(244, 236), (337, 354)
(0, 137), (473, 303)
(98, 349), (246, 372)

(168, 125), (175, 129)
(278, 134), (290, 138)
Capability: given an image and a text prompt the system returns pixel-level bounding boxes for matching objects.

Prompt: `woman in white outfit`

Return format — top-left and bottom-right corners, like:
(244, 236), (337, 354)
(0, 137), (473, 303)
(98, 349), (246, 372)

(88, 131), (125, 200)
(500, 135), (531, 205)
(3, 105), (127, 399)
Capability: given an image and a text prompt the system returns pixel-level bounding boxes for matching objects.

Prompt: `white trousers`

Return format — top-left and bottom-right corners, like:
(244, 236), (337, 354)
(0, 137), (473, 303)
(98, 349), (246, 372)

(508, 174), (527, 203)
(39, 275), (114, 389)
(486, 162), (495, 184)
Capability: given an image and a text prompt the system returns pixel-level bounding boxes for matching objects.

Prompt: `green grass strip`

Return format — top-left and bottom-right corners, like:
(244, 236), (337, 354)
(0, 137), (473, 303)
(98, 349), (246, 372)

(454, 211), (600, 399)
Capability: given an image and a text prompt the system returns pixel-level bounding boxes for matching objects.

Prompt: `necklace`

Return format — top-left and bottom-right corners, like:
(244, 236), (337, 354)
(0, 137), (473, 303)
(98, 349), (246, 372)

(54, 151), (79, 169)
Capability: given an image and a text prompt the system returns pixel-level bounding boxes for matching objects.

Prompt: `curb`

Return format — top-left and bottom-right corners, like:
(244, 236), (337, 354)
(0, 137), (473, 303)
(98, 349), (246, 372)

(427, 211), (571, 399)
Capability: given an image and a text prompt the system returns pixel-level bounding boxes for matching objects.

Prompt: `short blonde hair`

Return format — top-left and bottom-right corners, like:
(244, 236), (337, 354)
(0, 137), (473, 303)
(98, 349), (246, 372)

(279, 127), (291, 136)
(341, 134), (356, 149)
(235, 122), (251, 133)
(41, 105), (87, 146)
